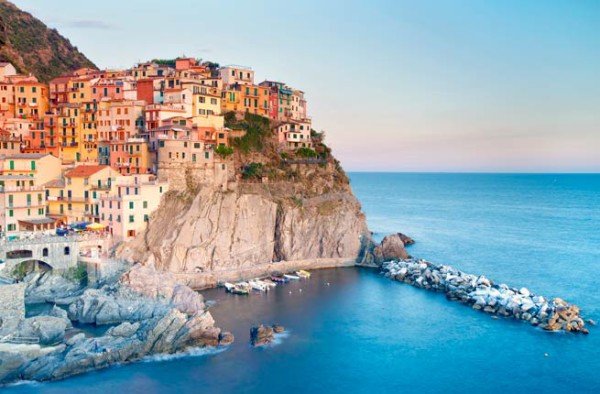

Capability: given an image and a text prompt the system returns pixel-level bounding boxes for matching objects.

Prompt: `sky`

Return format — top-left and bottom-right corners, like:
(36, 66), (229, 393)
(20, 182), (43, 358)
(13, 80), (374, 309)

(12, 0), (600, 172)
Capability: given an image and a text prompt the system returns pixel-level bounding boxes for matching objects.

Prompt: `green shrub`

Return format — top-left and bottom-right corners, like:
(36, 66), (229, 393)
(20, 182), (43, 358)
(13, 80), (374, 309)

(242, 162), (263, 179)
(215, 145), (234, 157)
(296, 147), (317, 158)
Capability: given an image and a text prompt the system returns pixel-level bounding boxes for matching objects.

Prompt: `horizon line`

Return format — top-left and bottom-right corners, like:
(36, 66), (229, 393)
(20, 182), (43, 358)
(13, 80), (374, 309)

(346, 170), (600, 175)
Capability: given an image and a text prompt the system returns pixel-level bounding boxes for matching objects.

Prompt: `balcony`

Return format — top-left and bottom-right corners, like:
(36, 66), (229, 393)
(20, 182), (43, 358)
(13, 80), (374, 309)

(0, 185), (45, 193)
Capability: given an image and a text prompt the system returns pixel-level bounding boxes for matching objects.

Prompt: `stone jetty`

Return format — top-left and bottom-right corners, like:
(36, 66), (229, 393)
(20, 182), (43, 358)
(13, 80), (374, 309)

(382, 259), (588, 334)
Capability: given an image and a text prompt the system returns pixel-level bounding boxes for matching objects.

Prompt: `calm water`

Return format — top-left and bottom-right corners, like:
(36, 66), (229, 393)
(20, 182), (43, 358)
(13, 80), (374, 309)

(7, 173), (600, 393)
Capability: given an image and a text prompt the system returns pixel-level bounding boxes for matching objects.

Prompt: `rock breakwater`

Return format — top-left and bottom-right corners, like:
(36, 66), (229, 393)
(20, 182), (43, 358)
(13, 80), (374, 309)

(382, 259), (588, 334)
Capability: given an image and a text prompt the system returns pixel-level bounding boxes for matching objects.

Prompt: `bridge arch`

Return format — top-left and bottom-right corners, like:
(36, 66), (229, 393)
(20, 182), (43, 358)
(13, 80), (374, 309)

(11, 259), (53, 280)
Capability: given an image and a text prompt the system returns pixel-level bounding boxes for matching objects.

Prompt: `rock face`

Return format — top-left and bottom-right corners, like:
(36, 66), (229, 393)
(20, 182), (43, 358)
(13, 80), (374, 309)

(15, 316), (70, 346)
(22, 271), (83, 303)
(373, 233), (410, 263)
(118, 183), (372, 275)
(250, 325), (275, 346)
(382, 259), (588, 334)
(0, 264), (233, 385)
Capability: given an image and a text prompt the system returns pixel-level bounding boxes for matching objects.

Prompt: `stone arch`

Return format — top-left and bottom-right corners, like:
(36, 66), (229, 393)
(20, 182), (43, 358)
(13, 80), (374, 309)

(11, 259), (53, 280)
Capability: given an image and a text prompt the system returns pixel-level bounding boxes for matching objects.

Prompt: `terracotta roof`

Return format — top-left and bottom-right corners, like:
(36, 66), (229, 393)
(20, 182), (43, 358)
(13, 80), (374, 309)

(65, 165), (109, 178)
(44, 179), (65, 188)
(50, 76), (74, 84)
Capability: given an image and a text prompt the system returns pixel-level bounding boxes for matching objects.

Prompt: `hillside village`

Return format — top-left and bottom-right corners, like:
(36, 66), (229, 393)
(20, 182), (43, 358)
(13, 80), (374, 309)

(0, 58), (319, 246)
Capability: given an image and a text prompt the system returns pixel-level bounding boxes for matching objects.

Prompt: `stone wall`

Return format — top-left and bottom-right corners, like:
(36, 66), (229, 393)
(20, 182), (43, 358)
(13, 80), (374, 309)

(158, 160), (233, 190)
(0, 283), (25, 336)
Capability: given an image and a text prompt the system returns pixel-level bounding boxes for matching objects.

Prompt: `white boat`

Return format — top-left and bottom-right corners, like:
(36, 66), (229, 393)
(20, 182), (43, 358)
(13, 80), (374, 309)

(284, 274), (300, 281)
(249, 280), (268, 292)
(261, 279), (277, 288)
(223, 282), (235, 292)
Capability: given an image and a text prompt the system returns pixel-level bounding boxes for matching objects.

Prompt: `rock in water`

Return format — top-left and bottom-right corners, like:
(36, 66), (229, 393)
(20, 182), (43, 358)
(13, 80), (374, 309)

(218, 331), (235, 346)
(397, 233), (415, 245)
(380, 259), (588, 334)
(373, 234), (410, 263)
(250, 325), (275, 346)
(272, 324), (285, 334)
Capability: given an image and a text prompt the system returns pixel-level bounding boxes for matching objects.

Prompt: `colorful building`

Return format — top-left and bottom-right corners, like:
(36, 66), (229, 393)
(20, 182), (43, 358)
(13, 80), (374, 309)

(276, 120), (313, 150)
(219, 66), (254, 86)
(98, 174), (168, 242)
(46, 165), (120, 225)
(14, 82), (49, 120)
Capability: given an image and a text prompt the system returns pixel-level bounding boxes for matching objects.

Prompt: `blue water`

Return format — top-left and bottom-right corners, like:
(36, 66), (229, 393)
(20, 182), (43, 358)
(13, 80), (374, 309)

(6, 173), (600, 393)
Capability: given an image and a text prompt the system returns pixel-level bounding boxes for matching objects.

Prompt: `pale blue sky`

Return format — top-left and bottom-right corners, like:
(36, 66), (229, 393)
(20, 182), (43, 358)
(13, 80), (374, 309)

(13, 0), (600, 172)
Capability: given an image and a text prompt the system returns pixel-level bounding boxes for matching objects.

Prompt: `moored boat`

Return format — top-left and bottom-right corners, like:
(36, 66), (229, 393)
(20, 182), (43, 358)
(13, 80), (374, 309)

(297, 270), (311, 278)
(249, 280), (268, 292)
(284, 274), (301, 281)
(262, 279), (277, 288)
(270, 275), (288, 283)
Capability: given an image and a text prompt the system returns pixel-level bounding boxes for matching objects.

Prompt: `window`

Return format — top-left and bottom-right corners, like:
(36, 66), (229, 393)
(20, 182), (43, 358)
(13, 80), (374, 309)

(129, 201), (134, 209)
(144, 214), (149, 222)
(9, 160), (14, 170)
(205, 152), (209, 159)
(129, 215), (134, 223)
(194, 143), (200, 149)
(143, 201), (148, 209)
(43, 248), (48, 257)
(8, 209), (13, 217)
(64, 247), (70, 255)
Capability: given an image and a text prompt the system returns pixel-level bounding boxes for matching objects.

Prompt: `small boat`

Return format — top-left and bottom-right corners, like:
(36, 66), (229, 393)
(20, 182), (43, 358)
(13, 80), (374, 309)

(296, 270), (311, 278)
(261, 279), (277, 288)
(231, 286), (249, 295)
(270, 275), (288, 283)
(284, 274), (300, 281)
(249, 280), (268, 292)
(223, 282), (235, 292)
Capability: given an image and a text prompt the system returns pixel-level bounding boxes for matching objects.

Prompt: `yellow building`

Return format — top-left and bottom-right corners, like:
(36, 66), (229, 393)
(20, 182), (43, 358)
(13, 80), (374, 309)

(0, 153), (62, 184)
(221, 84), (269, 117)
(0, 175), (51, 236)
(14, 82), (49, 120)
(67, 77), (95, 105)
(0, 153), (62, 236)
(46, 165), (120, 224)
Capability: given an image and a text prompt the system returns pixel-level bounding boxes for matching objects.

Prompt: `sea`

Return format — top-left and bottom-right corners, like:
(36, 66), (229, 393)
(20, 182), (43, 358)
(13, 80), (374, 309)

(6, 173), (600, 393)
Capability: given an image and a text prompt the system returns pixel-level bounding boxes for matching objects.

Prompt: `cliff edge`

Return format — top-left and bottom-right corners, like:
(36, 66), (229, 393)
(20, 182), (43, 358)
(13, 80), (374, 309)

(118, 114), (379, 286)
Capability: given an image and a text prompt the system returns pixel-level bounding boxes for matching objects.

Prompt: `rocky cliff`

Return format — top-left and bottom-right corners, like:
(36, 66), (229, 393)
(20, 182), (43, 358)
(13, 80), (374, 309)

(0, 264), (232, 384)
(118, 162), (374, 284)
(0, 0), (96, 82)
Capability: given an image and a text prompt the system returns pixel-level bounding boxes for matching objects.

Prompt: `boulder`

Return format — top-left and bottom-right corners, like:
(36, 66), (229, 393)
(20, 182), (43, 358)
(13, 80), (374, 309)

(218, 331), (235, 346)
(272, 324), (285, 333)
(373, 234), (409, 263)
(250, 324), (275, 347)
(107, 322), (140, 338)
(16, 316), (69, 346)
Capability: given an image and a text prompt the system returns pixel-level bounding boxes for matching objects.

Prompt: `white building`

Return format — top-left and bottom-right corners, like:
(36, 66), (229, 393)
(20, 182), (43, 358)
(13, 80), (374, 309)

(98, 174), (169, 243)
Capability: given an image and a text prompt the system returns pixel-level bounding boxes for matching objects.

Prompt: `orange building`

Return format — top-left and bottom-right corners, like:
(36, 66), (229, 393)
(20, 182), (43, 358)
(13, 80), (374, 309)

(14, 82), (49, 120)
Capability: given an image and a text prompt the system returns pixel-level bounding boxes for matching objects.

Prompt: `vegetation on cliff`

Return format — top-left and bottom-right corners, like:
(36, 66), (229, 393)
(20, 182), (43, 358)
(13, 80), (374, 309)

(224, 111), (349, 195)
(0, 0), (96, 82)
